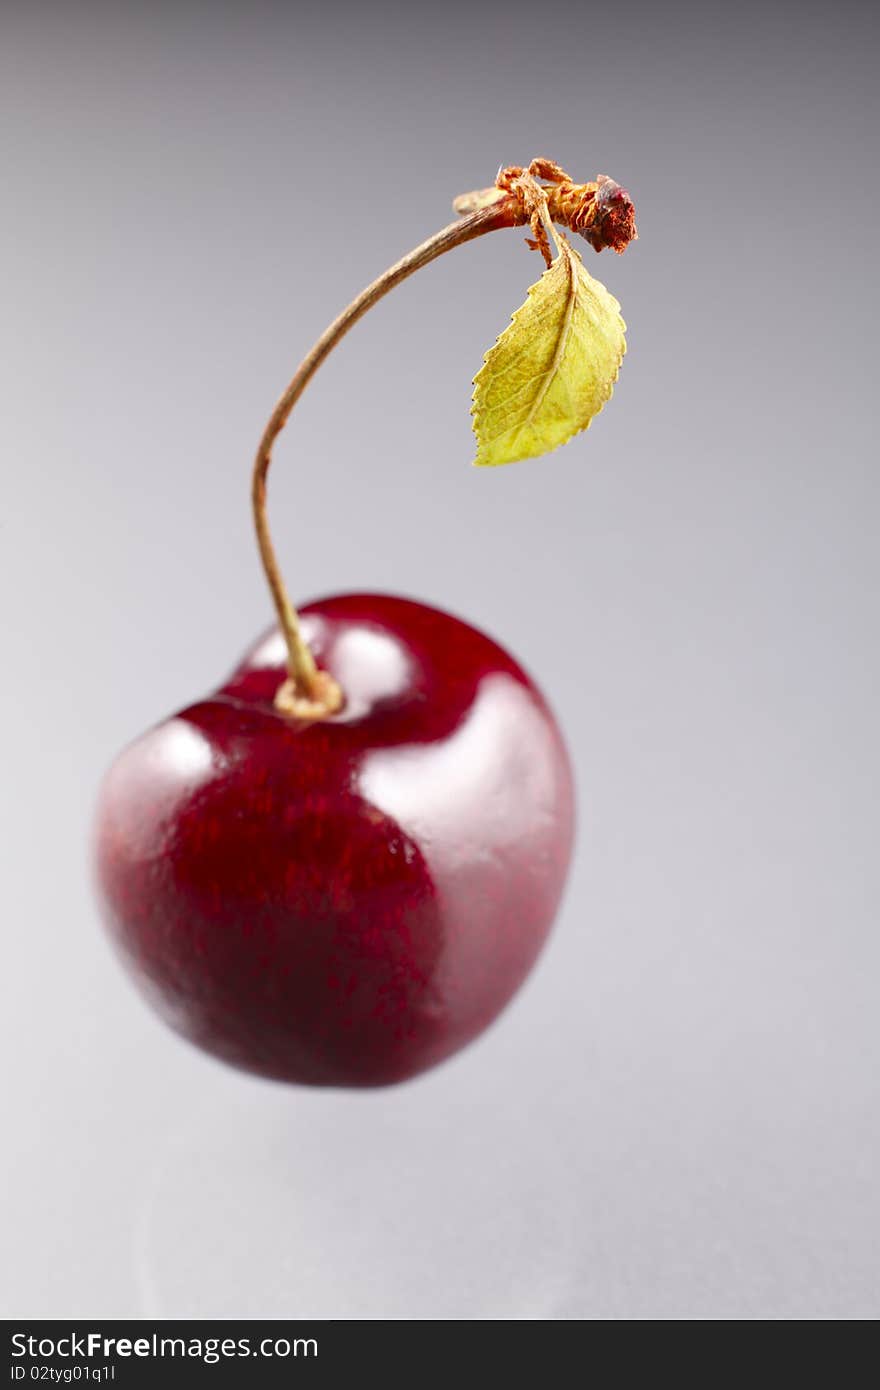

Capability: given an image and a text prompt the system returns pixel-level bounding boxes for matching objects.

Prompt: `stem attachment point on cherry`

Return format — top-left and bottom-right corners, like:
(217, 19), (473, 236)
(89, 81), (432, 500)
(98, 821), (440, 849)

(275, 670), (344, 721)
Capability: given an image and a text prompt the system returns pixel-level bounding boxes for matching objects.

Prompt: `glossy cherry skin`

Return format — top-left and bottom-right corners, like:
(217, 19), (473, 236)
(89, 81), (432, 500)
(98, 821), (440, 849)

(94, 594), (575, 1087)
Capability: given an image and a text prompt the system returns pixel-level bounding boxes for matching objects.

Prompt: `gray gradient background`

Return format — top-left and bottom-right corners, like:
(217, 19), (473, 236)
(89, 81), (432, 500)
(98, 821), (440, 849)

(2, 0), (878, 1319)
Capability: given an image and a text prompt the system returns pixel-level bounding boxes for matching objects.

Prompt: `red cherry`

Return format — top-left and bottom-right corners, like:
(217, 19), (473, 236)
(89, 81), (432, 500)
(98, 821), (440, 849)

(94, 593), (574, 1087)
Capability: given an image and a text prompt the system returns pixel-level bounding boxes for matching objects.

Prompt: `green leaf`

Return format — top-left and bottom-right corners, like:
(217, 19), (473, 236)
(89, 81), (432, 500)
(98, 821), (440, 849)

(471, 237), (626, 467)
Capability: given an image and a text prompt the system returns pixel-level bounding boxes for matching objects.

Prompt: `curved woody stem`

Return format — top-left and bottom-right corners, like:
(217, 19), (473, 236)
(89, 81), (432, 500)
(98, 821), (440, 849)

(251, 205), (510, 719)
(251, 163), (636, 720)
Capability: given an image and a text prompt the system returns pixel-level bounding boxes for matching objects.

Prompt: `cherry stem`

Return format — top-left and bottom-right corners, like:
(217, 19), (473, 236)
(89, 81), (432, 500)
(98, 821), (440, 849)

(252, 162), (636, 720)
(251, 202), (513, 719)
